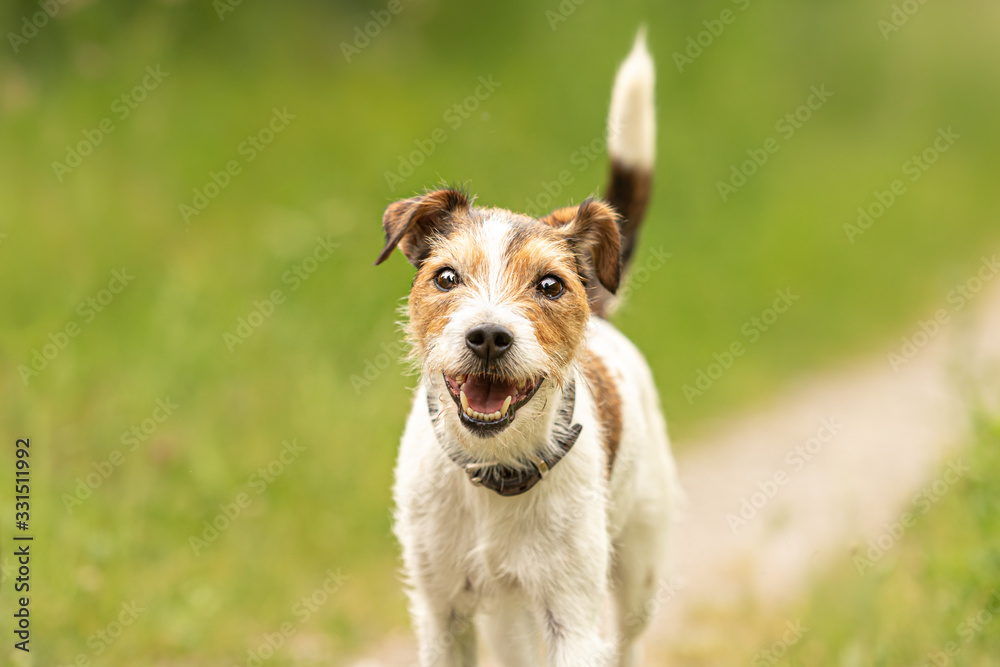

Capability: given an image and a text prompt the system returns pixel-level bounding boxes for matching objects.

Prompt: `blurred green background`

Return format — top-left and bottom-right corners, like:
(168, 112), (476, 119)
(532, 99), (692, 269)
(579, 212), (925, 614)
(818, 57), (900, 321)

(1, 0), (999, 664)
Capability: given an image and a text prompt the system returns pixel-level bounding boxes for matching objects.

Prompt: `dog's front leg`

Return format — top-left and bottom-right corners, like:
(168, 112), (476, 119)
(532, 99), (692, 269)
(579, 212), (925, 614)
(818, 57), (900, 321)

(528, 542), (613, 667)
(412, 594), (477, 667)
(535, 590), (614, 667)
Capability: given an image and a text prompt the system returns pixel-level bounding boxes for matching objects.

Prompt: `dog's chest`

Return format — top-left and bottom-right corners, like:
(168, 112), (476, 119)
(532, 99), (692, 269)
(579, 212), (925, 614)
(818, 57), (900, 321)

(419, 465), (601, 594)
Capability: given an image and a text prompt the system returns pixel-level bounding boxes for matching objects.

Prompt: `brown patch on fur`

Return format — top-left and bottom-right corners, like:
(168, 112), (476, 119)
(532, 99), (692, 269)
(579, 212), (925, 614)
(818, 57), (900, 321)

(407, 268), (461, 348)
(582, 351), (622, 475)
(538, 206), (578, 229)
(539, 199), (623, 316)
(502, 224), (590, 369)
(539, 162), (653, 318)
(585, 162), (653, 316)
(604, 160), (652, 268)
(563, 199), (621, 293)
(376, 188), (470, 267)
(398, 203), (604, 386)
(406, 223), (485, 348)
(405, 209), (593, 370)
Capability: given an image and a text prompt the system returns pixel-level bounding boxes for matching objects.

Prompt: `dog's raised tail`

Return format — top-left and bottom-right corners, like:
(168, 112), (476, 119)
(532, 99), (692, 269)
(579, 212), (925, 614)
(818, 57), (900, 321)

(594, 28), (655, 315)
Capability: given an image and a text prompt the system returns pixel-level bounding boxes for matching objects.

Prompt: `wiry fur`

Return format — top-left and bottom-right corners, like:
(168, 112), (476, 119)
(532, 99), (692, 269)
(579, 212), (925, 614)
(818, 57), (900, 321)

(378, 30), (677, 667)
(607, 28), (656, 171)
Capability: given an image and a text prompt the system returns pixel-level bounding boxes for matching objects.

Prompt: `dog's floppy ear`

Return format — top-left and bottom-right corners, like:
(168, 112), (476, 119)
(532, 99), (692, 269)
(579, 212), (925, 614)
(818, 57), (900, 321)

(554, 198), (622, 293)
(374, 189), (470, 267)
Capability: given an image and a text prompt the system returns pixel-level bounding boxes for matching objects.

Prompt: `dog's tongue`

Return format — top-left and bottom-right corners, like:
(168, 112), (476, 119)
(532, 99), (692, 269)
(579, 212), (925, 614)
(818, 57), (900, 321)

(463, 375), (517, 414)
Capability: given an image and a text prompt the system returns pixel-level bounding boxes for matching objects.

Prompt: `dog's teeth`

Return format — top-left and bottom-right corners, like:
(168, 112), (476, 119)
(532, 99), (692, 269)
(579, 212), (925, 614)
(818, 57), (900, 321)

(463, 405), (506, 423)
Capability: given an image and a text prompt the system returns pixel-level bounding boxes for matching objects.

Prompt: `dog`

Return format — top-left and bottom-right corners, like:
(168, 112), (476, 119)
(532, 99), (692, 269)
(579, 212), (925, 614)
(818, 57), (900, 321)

(375, 30), (678, 667)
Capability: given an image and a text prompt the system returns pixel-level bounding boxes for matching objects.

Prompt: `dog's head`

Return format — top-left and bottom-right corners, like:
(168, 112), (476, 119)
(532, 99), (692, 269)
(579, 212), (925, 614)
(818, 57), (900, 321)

(375, 188), (621, 441)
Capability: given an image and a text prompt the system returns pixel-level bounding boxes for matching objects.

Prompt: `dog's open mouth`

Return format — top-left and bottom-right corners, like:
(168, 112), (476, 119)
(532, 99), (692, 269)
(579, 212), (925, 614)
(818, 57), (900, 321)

(442, 372), (544, 434)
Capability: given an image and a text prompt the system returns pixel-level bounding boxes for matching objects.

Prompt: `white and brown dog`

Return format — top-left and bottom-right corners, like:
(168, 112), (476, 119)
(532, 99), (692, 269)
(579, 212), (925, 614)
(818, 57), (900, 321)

(375, 31), (678, 667)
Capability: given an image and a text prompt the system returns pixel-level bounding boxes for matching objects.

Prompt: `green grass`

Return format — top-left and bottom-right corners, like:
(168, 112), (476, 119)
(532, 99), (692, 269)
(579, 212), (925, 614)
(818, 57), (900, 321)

(2, 0), (1000, 663)
(786, 416), (1000, 666)
(686, 416), (1000, 666)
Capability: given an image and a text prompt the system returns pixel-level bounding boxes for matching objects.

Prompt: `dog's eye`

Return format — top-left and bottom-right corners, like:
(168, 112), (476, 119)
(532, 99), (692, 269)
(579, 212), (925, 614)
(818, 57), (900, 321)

(434, 268), (460, 291)
(536, 275), (564, 300)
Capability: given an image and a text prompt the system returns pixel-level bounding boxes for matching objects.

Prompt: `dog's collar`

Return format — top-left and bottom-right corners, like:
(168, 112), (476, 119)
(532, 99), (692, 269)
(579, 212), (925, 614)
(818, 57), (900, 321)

(426, 377), (583, 497)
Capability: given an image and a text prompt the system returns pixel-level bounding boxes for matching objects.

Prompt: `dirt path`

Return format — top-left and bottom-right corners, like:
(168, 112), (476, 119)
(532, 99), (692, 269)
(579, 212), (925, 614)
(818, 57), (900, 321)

(351, 271), (1000, 667)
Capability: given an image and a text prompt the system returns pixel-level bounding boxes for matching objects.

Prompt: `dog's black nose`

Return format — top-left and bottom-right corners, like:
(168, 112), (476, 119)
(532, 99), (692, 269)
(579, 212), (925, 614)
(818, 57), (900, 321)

(466, 324), (513, 362)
